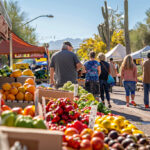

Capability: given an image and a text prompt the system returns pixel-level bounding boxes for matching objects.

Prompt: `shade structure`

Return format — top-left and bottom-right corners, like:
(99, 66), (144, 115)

(105, 44), (126, 61)
(0, 32), (46, 57)
(131, 46), (150, 59)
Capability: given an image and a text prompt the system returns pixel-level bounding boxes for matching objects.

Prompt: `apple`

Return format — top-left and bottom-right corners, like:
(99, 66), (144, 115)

(80, 128), (94, 137)
(92, 131), (105, 141)
(12, 107), (23, 115)
(91, 137), (104, 150)
(65, 128), (79, 136)
(1, 105), (11, 111)
(80, 139), (92, 150)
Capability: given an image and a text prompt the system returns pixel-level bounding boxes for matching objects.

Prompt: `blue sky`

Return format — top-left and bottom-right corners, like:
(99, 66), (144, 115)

(8, 0), (150, 43)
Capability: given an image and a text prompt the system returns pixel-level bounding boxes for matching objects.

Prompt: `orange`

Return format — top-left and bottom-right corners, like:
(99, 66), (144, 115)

(23, 83), (30, 89)
(25, 92), (34, 101)
(18, 86), (26, 93)
(10, 87), (18, 95)
(7, 94), (15, 101)
(2, 83), (12, 91)
(2, 94), (6, 100)
(11, 69), (22, 77)
(11, 82), (22, 88)
(4, 91), (10, 96)
(25, 78), (35, 85)
(0, 89), (4, 94)
(16, 92), (24, 101)
(26, 85), (35, 94)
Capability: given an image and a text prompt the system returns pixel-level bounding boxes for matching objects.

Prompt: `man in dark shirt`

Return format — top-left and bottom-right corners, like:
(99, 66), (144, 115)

(50, 41), (84, 88)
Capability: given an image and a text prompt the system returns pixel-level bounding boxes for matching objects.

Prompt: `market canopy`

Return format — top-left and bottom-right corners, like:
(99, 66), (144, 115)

(131, 46), (150, 59)
(0, 32), (46, 58)
(105, 44), (126, 61)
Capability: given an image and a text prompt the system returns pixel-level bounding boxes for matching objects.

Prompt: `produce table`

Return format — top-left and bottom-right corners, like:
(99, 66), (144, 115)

(1, 81), (150, 150)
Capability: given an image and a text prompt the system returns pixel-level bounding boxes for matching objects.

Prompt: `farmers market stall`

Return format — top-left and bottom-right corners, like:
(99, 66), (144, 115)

(105, 44), (126, 62)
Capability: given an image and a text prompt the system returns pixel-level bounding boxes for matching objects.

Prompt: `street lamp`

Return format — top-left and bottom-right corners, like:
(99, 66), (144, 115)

(23, 15), (54, 25)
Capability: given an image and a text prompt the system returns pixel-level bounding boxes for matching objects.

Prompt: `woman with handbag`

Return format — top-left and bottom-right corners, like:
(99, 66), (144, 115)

(121, 55), (137, 107)
(98, 53), (112, 108)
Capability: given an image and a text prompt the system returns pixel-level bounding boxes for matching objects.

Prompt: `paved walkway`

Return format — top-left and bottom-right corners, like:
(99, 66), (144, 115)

(109, 86), (150, 136)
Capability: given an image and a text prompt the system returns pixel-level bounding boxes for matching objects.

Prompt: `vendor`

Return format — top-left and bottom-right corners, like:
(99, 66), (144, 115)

(50, 41), (85, 88)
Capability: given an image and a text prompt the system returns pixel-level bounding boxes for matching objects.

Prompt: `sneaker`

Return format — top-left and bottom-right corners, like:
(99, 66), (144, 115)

(131, 100), (136, 106)
(126, 103), (129, 107)
(108, 102), (112, 108)
(145, 105), (149, 108)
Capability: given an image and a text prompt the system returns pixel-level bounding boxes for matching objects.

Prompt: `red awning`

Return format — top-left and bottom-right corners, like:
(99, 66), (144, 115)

(0, 32), (46, 55)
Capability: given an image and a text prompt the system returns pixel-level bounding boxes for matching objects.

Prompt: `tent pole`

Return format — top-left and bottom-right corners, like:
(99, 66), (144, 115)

(9, 32), (13, 69)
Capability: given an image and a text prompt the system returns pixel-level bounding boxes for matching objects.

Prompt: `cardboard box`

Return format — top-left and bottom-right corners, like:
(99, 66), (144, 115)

(5, 101), (34, 108)
(38, 89), (74, 103)
(0, 127), (63, 150)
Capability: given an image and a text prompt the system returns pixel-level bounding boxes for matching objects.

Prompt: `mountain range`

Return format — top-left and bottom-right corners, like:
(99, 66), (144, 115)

(49, 38), (84, 50)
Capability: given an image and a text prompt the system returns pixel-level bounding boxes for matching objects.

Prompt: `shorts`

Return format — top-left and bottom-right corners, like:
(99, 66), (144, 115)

(85, 81), (100, 96)
(123, 81), (136, 96)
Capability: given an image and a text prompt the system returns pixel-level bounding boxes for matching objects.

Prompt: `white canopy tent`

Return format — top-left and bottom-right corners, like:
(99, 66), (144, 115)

(105, 44), (126, 61)
(131, 46), (150, 59)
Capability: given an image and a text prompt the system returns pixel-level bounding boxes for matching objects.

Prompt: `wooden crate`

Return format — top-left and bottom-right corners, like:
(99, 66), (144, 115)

(0, 127), (63, 150)
(16, 76), (35, 85)
(38, 89), (74, 103)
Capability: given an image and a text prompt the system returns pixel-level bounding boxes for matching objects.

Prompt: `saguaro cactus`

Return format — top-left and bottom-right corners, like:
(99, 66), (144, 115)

(124, 0), (131, 54)
(98, 0), (110, 51)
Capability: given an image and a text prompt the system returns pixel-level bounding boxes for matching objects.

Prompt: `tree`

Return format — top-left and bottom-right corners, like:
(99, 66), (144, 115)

(130, 9), (150, 52)
(77, 35), (107, 60)
(124, 0), (131, 54)
(98, 1), (124, 52)
(111, 29), (125, 48)
(4, 0), (37, 44)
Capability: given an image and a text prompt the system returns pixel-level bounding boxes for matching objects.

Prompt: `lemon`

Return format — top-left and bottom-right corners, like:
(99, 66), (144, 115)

(132, 129), (144, 135)
(127, 124), (138, 130)
(121, 128), (132, 134)
(123, 120), (130, 128)
(102, 120), (111, 129)
(95, 127), (108, 134)
(95, 116), (101, 123)
(94, 124), (102, 130)
(113, 118), (124, 128)
(111, 123), (120, 131)
(106, 116), (115, 121)
(95, 118), (103, 124)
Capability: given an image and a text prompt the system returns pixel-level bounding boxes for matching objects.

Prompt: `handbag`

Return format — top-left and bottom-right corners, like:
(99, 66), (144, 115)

(100, 61), (115, 84)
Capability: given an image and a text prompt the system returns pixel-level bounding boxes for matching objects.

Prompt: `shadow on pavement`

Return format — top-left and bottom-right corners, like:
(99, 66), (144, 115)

(111, 110), (143, 122)
(111, 98), (126, 105)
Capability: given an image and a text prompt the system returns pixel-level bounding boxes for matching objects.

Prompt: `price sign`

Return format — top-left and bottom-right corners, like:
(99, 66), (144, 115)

(34, 89), (39, 116)
(74, 84), (78, 97)
(88, 104), (98, 129)
(42, 97), (46, 120)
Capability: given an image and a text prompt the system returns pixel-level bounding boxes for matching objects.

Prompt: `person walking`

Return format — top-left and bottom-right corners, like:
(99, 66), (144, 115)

(98, 53), (111, 108)
(50, 41), (85, 88)
(109, 58), (117, 83)
(84, 51), (101, 97)
(143, 52), (150, 108)
(121, 55), (137, 107)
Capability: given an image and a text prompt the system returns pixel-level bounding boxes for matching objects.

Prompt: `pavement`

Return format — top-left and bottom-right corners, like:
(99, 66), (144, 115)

(108, 86), (150, 136)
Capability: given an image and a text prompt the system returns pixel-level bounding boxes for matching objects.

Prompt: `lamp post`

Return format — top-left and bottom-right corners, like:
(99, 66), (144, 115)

(23, 15), (54, 25)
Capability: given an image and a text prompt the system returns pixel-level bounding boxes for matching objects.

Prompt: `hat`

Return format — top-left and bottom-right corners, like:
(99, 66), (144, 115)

(63, 41), (73, 48)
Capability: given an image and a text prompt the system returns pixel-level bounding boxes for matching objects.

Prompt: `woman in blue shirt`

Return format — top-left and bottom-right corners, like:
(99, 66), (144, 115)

(84, 51), (101, 97)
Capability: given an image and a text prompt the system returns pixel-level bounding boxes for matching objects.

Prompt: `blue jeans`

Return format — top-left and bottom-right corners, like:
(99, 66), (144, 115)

(99, 80), (110, 102)
(123, 81), (136, 96)
(144, 83), (150, 105)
